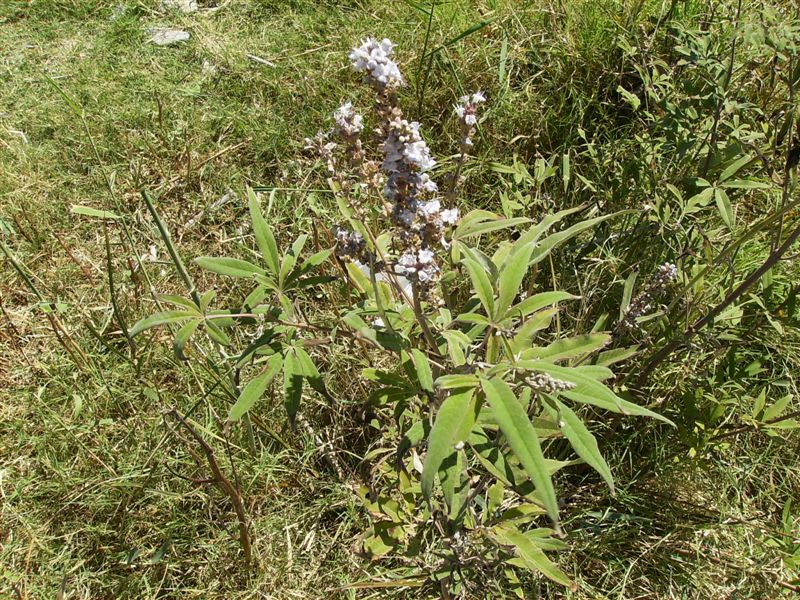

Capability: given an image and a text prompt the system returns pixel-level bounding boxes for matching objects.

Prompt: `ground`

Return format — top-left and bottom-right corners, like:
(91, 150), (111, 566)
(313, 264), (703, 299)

(2, 0), (800, 598)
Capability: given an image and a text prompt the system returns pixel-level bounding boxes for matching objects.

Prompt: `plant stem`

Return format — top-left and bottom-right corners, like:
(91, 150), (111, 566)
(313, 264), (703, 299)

(637, 218), (800, 386)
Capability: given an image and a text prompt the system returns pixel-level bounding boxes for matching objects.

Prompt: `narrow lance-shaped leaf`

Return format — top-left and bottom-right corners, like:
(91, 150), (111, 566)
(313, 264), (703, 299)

(529, 211), (629, 266)
(714, 187), (734, 229)
(463, 257), (495, 318)
(497, 240), (536, 317)
(553, 398), (615, 494)
(523, 333), (610, 363)
(195, 256), (264, 278)
(130, 310), (197, 337)
(524, 360), (674, 425)
(620, 271), (638, 320)
(421, 388), (478, 500)
(228, 354), (283, 422)
(247, 186), (280, 275)
(411, 348), (434, 393)
(480, 377), (560, 528)
(491, 525), (576, 590)
(173, 319), (201, 360)
(441, 448), (469, 521)
(509, 291), (578, 319)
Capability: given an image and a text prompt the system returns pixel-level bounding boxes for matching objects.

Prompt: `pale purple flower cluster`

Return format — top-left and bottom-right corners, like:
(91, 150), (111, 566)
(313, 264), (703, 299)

(304, 131), (338, 175)
(321, 39), (463, 290)
(455, 92), (485, 147)
(525, 372), (577, 394)
(382, 118), (438, 204)
(396, 248), (440, 284)
(348, 38), (404, 89)
(333, 226), (366, 260)
(620, 262), (678, 333)
(333, 101), (364, 138)
(380, 116), (459, 284)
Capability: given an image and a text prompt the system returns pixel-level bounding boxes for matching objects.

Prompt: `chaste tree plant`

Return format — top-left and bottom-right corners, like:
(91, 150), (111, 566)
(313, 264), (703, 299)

(133, 38), (672, 594)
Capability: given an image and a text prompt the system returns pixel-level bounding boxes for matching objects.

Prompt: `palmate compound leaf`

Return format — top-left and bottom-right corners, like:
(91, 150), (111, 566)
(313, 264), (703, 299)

(421, 388), (480, 500)
(480, 377), (560, 529)
(228, 354), (283, 422)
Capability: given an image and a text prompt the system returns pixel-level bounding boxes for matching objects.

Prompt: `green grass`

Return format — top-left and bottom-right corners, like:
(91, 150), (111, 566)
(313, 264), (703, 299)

(2, 0), (800, 598)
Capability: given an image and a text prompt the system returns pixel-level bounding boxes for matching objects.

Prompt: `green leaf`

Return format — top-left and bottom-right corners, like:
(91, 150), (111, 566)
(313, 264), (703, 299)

(159, 294), (201, 311)
(396, 418), (431, 469)
(595, 345), (639, 367)
(228, 354), (283, 422)
(173, 319), (200, 360)
(553, 399), (615, 494)
(511, 308), (558, 354)
(714, 188), (734, 229)
(616, 84), (640, 110)
(70, 204), (121, 220)
(440, 449), (468, 520)
(497, 240), (537, 317)
(763, 394), (793, 422)
(422, 388), (479, 499)
(524, 361), (674, 425)
(480, 378), (560, 527)
(294, 345), (330, 399)
(529, 211), (628, 266)
(620, 271), (638, 320)
(195, 256), (264, 278)
(719, 154), (753, 182)
(247, 186), (280, 275)
(509, 291), (578, 318)
(455, 210), (530, 239)
(498, 34), (508, 85)
(199, 289), (216, 312)
(492, 525), (575, 589)
(455, 312), (492, 326)
(720, 179), (771, 189)
(523, 334), (610, 363)
(463, 258), (495, 318)
(684, 187), (715, 214)
(345, 261), (371, 294)
(435, 374), (480, 390)
(442, 330), (469, 366)
(130, 310), (196, 337)
(205, 319), (231, 346)
(410, 349), (434, 393)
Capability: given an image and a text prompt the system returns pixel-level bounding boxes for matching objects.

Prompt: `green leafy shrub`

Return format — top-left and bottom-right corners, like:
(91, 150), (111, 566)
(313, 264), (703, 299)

(132, 38), (674, 593)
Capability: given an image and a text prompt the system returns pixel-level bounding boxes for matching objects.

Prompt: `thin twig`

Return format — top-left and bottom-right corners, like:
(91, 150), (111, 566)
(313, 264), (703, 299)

(167, 409), (253, 567)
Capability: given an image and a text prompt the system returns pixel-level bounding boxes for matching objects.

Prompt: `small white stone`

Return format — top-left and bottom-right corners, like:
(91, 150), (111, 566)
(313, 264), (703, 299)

(161, 0), (198, 13)
(148, 28), (191, 46)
